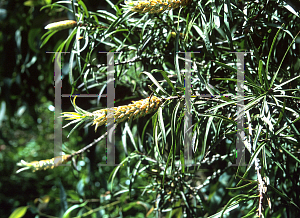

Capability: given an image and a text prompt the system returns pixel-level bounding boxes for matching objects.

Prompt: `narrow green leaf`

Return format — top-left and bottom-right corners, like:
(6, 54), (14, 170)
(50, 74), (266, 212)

(213, 60), (237, 72)
(163, 139), (174, 189)
(65, 28), (77, 51)
(153, 70), (176, 95)
(221, 195), (248, 218)
(265, 25), (284, 89)
(247, 34), (261, 65)
(170, 100), (181, 172)
(268, 184), (300, 210)
(273, 75), (300, 91)
(193, 25), (212, 56)
(241, 207), (257, 218)
(245, 142), (266, 182)
(226, 182), (256, 190)
(109, 155), (132, 192)
(235, 94), (265, 121)
(275, 116), (300, 136)
(174, 24), (182, 84)
(40, 30), (58, 48)
(67, 119), (85, 138)
(153, 118), (163, 177)
(270, 31), (300, 88)
(106, 0), (118, 12)
(41, 2), (75, 12)
(258, 59), (264, 88)
(141, 71), (168, 95)
(67, 190), (80, 201)
(158, 107), (166, 147)
(78, 0), (89, 18)
(274, 99), (286, 126)
(207, 202), (239, 218)
(202, 116), (214, 159)
(62, 201), (88, 218)
(180, 150), (185, 173)
(141, 117), (151, 147)
(280, 144), (300, 164)
(199, 114), (236, 125)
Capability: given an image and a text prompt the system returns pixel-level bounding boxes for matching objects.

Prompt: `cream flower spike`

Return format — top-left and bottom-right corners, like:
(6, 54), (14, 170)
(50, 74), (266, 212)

(16, 155), (72, 173)
(45, 20), (77, 31)
(123, 0), (190, 14)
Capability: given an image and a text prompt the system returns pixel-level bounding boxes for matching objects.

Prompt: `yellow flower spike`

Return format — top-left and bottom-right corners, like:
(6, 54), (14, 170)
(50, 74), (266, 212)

(17, 155), (72, 173)
(62, 96), (163, 132)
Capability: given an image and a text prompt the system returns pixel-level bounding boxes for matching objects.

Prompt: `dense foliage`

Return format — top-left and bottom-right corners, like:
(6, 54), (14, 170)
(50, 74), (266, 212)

(1, 0), (300, 217)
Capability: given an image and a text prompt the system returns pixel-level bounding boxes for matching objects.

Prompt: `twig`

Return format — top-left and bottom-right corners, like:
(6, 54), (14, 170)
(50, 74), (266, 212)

(72, 131), (108, 157)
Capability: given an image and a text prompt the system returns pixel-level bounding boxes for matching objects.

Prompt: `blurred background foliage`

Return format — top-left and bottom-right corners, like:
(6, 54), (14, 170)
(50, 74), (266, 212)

(1, 0), (300, 217)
